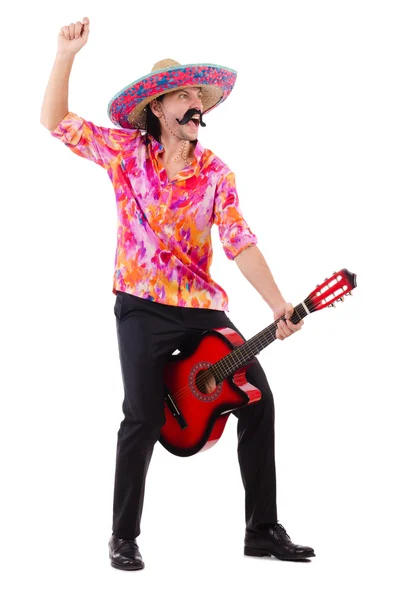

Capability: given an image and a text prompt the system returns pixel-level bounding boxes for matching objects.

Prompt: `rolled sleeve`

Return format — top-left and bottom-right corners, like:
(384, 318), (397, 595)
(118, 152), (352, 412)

(213, 170), (258, 260)
(50, 111), (138, 169)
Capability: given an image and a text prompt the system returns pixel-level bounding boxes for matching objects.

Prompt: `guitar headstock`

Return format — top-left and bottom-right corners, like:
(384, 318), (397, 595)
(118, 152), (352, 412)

(304, 269), (357, 313)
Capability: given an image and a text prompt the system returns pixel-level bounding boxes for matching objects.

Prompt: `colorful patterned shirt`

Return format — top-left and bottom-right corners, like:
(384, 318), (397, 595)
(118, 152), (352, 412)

(50, 112), (258, 311)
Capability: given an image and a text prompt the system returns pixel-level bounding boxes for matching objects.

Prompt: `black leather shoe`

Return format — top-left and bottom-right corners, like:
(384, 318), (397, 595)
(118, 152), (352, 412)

(244, 523), (315, 561)
(109, 535), (145, 570)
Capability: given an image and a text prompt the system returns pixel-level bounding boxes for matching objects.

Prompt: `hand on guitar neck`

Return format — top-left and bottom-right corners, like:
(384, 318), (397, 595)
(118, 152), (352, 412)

(273, 303), (304, 341)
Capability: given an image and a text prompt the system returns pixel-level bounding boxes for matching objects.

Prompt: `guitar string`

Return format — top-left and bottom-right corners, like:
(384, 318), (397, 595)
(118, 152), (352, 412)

(169, 305), (307, 403)
(168, 293), (349, 405)
(163, 282), (352, 412)
(170, 305), (310, 402)
(169, 324), (280, 404)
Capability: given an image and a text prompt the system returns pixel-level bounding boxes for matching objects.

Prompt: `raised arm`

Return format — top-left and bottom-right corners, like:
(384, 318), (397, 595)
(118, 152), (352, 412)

(40, 17), (90, 131)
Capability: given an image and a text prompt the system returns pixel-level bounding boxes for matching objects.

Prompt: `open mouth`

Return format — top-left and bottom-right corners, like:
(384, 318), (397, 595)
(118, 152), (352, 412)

(188, 116), (200, 128)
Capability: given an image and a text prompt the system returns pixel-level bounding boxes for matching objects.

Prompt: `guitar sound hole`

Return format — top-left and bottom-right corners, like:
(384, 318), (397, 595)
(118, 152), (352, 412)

(195, 369), (217, 395)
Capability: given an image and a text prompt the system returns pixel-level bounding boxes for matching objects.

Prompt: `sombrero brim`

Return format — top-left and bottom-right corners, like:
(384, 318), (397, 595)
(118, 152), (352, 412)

(107, 63), (237, 129)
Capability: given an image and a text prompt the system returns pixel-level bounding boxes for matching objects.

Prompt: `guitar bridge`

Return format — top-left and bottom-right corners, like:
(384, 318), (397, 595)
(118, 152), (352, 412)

(164, 389), (188, 429)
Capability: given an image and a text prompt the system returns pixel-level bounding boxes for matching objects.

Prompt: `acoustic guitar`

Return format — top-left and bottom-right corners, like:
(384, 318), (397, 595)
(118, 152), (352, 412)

(160, 268), (357, 457)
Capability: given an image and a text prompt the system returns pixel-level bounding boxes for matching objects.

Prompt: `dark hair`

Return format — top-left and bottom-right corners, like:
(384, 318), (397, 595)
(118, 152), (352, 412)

(144, 94), (165, 145)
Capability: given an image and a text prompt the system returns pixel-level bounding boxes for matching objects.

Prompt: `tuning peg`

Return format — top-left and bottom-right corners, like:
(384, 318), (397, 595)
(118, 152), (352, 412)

(347, 291), (353, 296)
(328, 303), (336, 308)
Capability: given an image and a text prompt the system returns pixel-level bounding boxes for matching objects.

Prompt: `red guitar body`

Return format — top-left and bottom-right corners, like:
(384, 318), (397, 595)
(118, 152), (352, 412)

(159, 327), (261, 457)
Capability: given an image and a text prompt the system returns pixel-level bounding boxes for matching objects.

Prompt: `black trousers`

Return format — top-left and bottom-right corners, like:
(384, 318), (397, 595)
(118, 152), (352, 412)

(112, 291), (277, 539)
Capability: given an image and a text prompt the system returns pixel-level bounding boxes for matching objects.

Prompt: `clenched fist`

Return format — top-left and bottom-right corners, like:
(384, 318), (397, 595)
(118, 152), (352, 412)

(58, 17), (90, 55)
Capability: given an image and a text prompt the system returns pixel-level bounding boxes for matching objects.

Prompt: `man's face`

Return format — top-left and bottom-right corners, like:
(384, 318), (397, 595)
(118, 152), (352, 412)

(152, 87), (204, 141)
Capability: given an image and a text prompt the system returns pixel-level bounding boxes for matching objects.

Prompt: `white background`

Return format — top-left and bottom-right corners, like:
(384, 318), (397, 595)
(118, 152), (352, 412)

(1, 0), (396, 598)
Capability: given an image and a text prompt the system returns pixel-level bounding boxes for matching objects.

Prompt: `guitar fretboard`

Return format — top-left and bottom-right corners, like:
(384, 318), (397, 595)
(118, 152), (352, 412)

(211, 303), (310, 384)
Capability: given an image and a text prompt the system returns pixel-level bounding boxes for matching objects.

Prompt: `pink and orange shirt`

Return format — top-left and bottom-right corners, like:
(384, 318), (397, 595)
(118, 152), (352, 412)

(51, 112), (258, 311)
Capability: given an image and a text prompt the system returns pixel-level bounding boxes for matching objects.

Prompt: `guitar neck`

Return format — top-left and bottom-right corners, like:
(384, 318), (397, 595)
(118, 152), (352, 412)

(212, 302), (310, 384)
(210, 267), (356, 384)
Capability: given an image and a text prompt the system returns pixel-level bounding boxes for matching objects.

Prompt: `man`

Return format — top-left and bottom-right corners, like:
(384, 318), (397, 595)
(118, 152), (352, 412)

(40, 17), (315, 570)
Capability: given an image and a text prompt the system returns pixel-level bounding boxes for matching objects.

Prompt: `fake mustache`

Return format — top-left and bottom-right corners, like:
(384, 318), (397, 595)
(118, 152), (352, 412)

(176, 108), (206, 127)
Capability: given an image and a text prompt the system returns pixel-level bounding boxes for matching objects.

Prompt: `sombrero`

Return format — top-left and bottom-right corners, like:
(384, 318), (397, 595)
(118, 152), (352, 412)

(107, 58), (237, 130)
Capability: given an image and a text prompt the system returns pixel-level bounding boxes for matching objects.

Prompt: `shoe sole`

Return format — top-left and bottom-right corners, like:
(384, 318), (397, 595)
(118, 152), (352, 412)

(110, 560), (145, 570)
(244, 547), (315, 561)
